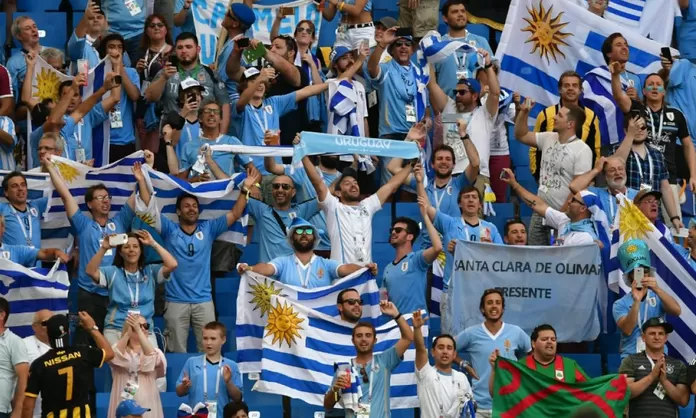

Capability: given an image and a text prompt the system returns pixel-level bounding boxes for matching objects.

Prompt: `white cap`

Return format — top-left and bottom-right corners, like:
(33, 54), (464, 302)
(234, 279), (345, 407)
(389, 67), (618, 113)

(243, 67), (260, 79)
(179, 77), (202, 91)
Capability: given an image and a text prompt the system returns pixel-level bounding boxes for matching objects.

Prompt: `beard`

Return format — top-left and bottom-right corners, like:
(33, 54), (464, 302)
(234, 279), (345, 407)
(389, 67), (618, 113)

(292, 237), (315, 252)
(179, 56), (196, 66)
(435, 168), (453, 179)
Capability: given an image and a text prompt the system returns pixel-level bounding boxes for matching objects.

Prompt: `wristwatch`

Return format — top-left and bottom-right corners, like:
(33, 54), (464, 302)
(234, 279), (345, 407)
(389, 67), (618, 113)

(165, 141), (173, 146)
(460, 134), (470, 141)
(90, 325), (99, 331)
(671, 216), (681, 222)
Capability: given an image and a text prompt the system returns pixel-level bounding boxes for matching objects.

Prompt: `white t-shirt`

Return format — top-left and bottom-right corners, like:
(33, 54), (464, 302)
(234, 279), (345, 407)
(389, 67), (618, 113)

(321, 193), (382, 264)
(326, 78), (369, 137)
(490, 104), (515, 156)
(442, 98), (495, 177)
(23, 335), (50, 418)
(536, 132), (592, 209)
(544, 207), (595, 245)
(416, 363), (473, 418)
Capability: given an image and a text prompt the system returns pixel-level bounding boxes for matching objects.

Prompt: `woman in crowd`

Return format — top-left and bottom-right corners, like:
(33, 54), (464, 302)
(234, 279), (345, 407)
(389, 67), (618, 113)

(134, 14), (174, 154)
(223, 401), (250, 418)
(270, 17), (326, 131)
(86, 229), (178, 346)
(107, 313), (166, 418)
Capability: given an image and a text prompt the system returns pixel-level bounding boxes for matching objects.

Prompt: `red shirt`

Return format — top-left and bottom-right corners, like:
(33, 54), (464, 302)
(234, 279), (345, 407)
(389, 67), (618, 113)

(0, 65), (13, 99)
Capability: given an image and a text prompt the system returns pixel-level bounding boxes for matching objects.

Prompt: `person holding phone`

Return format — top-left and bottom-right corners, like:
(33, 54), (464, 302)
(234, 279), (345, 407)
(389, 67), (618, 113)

(67, 1), (108, 71)
(613, 239), (681, 359)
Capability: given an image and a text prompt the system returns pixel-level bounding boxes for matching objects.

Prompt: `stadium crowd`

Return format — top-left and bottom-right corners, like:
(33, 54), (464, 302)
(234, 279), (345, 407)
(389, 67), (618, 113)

(0, 0), (696, 417)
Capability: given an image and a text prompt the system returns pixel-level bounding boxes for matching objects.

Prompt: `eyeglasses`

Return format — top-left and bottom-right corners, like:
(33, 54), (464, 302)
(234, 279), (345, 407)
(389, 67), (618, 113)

(359, 367), (369, 383)
(296, 27), (314, 35)
(294, 228), (314, 236)
(342, 298), (363, 306)
(454, 89), (470, 96)
(640, 198), (659, 205)
(394, 40), (412, 48)
(92, 195), (112, 202)
(390, 226), (407, 234)
(201, 108), (221, 115)
(38, 146), (56, 152)
(272, 183), (293, 190)
(148, 22), (165, 29)
(140, 323), (150, 331)
(571, 198), (586, 206)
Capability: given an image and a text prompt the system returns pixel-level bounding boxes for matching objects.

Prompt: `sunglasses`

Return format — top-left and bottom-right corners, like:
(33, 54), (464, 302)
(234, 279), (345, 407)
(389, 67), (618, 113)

(342, 298), (363, 306)
(454, 89), (470, 96)
(390, 226), (407, 234)
(296, 27), (314, 35)
(359, 367), (369, 383)
(148, 22), (165, 29)
(394, 40), (412, 48)
(140, 323), (150, 331)
(272, 183), (293, 190)
(92, 195), (112, 202)
(201, 108), (221, 115)
(294, 228), (314, 236)
(571, 197), (586, 206)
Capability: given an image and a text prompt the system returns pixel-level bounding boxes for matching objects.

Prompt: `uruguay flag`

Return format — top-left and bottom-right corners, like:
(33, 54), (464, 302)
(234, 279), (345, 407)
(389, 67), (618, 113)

(81, 57), (113, 167)
(495, 0), (675, 132)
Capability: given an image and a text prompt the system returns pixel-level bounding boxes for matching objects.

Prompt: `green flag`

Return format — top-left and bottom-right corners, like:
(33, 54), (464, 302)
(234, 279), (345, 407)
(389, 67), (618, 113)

(492, 358), (630, 418)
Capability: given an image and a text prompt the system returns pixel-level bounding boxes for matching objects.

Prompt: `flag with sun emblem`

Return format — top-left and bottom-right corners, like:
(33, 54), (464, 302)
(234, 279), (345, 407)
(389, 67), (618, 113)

(254, 295), (428, 409)
(607, 194), (696, 362)
(495, 0), (676, 128)
(236, 269), (381, 373)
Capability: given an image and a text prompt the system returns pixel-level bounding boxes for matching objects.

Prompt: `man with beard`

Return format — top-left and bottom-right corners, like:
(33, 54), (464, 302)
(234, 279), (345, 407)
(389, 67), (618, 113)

(67, 1), (108, 70)
(454, 289), (530, 418)
(145, 32), (230, 135)
(337, 288), (363, 323)
(613, 114), (682, 229)
(237, 218), (374, 287)
(489, 324), (589, 397)
(413, 311), (474, 418)
(158, 169), (260, 353)
(1, 172), (48, 249)
(530, 71), (602, 183)
(382, 199), (442, 314)
(323, 301), (413, 417)
(429, 50), (500, 192)
(570, 156), (638, 224)
(613, 239), (681, 359)
(502, 218), (527, 246)
(611, 66), (696, 229)
(44, 157), (153, 344)
(514, 98), (592, 245)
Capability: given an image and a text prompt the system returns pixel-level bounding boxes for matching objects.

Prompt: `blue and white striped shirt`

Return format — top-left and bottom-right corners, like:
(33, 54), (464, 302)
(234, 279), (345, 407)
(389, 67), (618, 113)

(0, 116), (17, 170)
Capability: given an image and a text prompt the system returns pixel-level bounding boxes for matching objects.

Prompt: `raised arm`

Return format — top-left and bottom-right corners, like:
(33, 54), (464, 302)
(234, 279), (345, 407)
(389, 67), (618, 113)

(413, 310), (428, 371)
(162, 126), (184, 176)
(236, 67), (274, 111)
(71, 73), (120, 122)
(237, 262), (276, 277)
(427, 64), (448, 114)
(609, 62), (632, 114)
(226, 168), (261, 226)
(514, 99), (538, 147)
(369, 28), (396, 79)
(21, 53), (39, 110)
(418, 195), (442, 263)
(81, 312), (114, 361)
(295, 83), (329, 102)
(44, 156), (80, 217)
(457, 119), (480, 183)
(226, 40), (246, 82)
(375, 161), (413, 205)
(48, 75), (85, 128)
(480, 50), (500, 117)
(264, 156), (286, 176)
(86, 240), (111, 284)
(380, 302), (413, 357)
(570, 157), (605, 194)
(75, 1), (100, 38)
(501, 168), (549, 217)
(266, 49), (301, 87)
(174, 0), (193, 27)
(660, 179), (681, 229)
(301, 152), (329, 201)
(613, 116), (639, 162)
(128, 161), (152, 210)
(415, 166), (436, 221)
(113, 57), (141, 102)
(204, 148), (230, 180)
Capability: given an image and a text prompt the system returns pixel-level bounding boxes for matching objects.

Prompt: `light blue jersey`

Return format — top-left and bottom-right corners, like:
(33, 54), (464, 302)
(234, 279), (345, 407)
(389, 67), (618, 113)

(109, 67), (140, 146)
(621, 71), (643, 100)
(679, 2), (696, 60)
(102, 0), (146, 40)
(70, 205), (135, 295)
(175, 0), (196, 35)
(179, 135), (253, 177)
(177, 355), (243, 408)
(0, 117), (17, 170)
(434, 213), (503, 286)
(666, 59), (696, 139)
(612, 291), (665, 358)
(0, 244), (39, 267)
(283, 163), (338, 251)
(67, 32), (101, 70)
(0, 198), (48, 248)
(269, 254), (341, 288)
(99, 264), (163, 330)
(176, 120), (201, 160)
(371, 59), (419, 137)
(382, 250), (430, 314)
(7, 50), (33, 102)
(456, 322), (531, 410)
(160, 215), (229, 304)
(232, 92), (297, 174)
(62, 105), (110, 161)
(434, 32), (493, 98)
(246, 198), (320, 263)
(588, 186), (638, 225)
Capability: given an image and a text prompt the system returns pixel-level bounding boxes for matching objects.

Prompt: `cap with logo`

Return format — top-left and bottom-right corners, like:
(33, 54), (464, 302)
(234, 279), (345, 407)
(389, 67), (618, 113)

(241, 67), (261, 81)
(330, 46), (352, 65)
(116, 400), (151, 418)
(641, 316), (674, 334)
(45, 314), (70, 349)
(617, 239), (651, 282)
(457, 78), (481, 95)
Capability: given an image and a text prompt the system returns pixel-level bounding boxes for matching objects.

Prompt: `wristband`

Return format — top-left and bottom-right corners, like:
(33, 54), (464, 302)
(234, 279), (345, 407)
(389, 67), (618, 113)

(485, 62), (493, 69)
(460, 134), (470, 141)
(671, 216), (681, 222)
(393, 313), (402, 321)
(165, 141), (173, 146)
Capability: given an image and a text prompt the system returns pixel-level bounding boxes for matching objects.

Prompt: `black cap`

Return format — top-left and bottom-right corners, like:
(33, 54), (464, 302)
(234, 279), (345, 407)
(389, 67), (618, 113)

(45, 314), (70, 349)
(641, 317), (674, 334)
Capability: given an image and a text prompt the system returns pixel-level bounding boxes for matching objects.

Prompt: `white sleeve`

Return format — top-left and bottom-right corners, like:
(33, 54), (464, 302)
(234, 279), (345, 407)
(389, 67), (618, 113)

(535, 132), (554, 151)
(415, 362), (435, 380)
(98, 271), (108, 287)
(543, 207), (569, 231)
(363, 194), (382, 215)
(319, 190), (338, 210)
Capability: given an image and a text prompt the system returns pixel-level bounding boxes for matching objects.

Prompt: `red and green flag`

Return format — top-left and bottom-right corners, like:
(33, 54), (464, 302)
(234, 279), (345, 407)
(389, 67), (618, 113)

(492, 358), (630, 418)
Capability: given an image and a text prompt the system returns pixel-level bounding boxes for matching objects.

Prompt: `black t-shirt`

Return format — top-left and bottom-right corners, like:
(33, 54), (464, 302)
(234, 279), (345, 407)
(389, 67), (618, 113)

(26, 347), (105, 418)
(267, 65), (309, 147)
(630, 100), (689, 183)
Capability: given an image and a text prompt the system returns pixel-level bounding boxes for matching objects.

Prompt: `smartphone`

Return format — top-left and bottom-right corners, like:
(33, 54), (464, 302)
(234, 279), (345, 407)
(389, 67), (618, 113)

(76, 59), (89, 86)
(113, 75), (122, 85)
(243, 42), (268, 64)
(237, 37), (250, 48)
(634, 267), (644, 289)
(187, 92), (197, 104)
(395, 27), (413, 38)
(441, 113), (460, 124)
(661, 47), (672, 62)
(109, 233), (129, 247)
(279, 6), (295, 15)
(168, 55), (179, 68)
(68, 313), (80, 325)
(499, 170), (508, 180)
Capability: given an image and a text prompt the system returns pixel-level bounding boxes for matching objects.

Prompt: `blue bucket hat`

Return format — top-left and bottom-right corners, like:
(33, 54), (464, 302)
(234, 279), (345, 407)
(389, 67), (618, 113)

(618, 239), (651, 276)
(330, 46), (352, 65)
(230, 3), (256, 27)
(116, 400), (150, 418)
(286, 217), (321, 249)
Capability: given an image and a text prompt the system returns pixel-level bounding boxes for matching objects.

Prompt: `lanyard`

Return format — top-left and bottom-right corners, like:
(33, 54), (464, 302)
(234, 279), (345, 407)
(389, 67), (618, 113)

(9, 205), (33, 246)
(433, 179), (452, 211)
(526, 355), (565, 382)
(202, 356), (223, 402)
(252, 106), (269, 132)
(649, 108), (665, 142)
(435, 372), (459, 416)
(294, 256), (313, 288)
(76, 120), (83, 148)
(124, 269), (141, 308)
(607, 192), (617, 221)
(353, 360), (375, 403)
(145, 44), (167, 80)
(633, 149), (653, 184)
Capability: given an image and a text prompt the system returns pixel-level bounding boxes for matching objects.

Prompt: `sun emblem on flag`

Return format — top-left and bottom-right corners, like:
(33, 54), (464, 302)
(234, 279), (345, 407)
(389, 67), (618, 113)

(265, 300), (305, 348)
(53, 161), (80, 183)
(248, 279), (286, 318)
(618, 200), (655, 241)
(33, 68), (63, 102)
(137, 212), (157, 227)
(521, 0), (571, 64)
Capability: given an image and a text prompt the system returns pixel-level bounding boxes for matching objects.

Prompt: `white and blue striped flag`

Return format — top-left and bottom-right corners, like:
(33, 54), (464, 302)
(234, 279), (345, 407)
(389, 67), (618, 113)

(496, 0), (675, 138)
(328, 80), (361, 137)
(2, 260), (70, 338)
(236, 269), (381, 373)
(607, 194), (696, 361)
(81, 57), (113, 167)
(253, 294), (427, 409)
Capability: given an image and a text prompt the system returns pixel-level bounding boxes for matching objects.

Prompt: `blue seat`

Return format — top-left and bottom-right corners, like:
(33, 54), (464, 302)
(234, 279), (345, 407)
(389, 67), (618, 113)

(562, 353), (602, 378)
(607, 353), (622, 374)
(373, 209), (393, 243)
(492, 203), (515, 219)
(11, 12), (67, 51)
(681, 395), (695, 418)
(395, 202), (423, 224)
(17, 0), (62, 12)
(94, 364), (112, 393)
(69, 0), (89, 11)
(240, 243), (260, 265)
(217, 292), (238, 316)
(242, 374), (283, 406)
(72, 12), (84, 31)
(165, 353), (198, 392)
